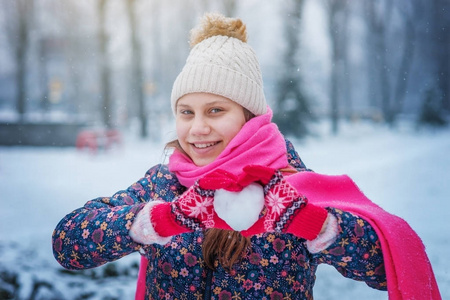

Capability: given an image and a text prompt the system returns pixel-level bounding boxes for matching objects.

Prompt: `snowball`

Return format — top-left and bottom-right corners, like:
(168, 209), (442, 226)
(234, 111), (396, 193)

(213, 183), (265, 231)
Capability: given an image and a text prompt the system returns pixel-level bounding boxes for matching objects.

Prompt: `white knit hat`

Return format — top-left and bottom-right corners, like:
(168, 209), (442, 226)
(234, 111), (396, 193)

(171, 14), (267, 116)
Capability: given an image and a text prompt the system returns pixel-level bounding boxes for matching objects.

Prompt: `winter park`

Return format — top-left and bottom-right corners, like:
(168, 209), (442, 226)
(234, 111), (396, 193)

(0, 1), (449, 300)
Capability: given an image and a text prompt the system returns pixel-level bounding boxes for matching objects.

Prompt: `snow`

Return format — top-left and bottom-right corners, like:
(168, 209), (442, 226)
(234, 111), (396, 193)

(1, 120), (449, 299)
(214, 183), (265, 231)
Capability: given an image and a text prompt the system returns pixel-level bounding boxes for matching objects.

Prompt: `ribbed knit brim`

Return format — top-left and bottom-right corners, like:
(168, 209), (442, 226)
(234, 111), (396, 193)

(171, 35), (267, 116)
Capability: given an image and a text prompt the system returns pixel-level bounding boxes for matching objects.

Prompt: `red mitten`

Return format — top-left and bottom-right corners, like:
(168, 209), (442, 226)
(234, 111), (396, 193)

(198, 169), (243, 192)
(240, 165), (276, 186)
(200, 168), (266, 231)
(151, 180), (233, 237)
(240, 169), (328, 240)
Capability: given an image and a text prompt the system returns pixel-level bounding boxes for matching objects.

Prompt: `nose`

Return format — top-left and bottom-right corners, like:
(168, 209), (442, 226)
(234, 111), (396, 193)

(190, 115), (211, 135)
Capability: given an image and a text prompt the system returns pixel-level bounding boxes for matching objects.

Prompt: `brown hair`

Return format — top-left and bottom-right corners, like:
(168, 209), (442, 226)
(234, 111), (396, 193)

(203, 229), (251, 271)
(166, 107), (255, 271)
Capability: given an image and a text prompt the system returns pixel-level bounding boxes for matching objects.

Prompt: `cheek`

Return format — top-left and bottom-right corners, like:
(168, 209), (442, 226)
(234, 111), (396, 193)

(221, 118), (246, 142)
(175, 121), (187, 140)
(225, 125), (243, 141)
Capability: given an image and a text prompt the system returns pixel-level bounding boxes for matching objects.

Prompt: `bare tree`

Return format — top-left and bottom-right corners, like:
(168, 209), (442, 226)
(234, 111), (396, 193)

(365, 0), (400, 124)
(2, 0), (35, 121)
(126, 0), (147, 137)
(324, 0), (350, 134)
(391, 0), (424, 118)
(273, 0), (312, 137)
(97, 0), (113, 128)
(364, 0), (439, 124)
(37, 35), (50, 114)
(60, 0), (86, 116)
(432, 0), (450, 112)
(340, 3), (351, 121)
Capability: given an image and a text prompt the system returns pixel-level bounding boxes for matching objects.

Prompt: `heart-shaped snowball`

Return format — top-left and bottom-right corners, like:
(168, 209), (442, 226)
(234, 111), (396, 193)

(213, 183), (265, 231)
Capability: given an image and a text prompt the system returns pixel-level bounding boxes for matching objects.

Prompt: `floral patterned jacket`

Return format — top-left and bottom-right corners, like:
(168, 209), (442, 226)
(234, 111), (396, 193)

(52, 140), (386, 299)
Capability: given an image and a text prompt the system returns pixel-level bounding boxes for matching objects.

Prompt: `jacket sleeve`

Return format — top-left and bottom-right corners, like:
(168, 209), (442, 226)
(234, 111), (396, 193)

(312, 208), (387, 290)
(286, 139), (386, 289)
(285, 138), (312, 172)
(52, 164), (177, 270)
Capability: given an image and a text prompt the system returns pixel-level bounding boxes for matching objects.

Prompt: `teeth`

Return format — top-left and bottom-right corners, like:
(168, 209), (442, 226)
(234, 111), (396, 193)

(194, 142), (216, 148)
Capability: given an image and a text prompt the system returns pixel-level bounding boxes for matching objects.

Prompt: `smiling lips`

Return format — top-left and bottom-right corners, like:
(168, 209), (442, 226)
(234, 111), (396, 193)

(193, 142), (220, 149)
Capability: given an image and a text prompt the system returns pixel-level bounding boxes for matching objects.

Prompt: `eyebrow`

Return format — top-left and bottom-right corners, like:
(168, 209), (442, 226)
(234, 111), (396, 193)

(176, 103), (190, 108)
(177, 100), (230, 108)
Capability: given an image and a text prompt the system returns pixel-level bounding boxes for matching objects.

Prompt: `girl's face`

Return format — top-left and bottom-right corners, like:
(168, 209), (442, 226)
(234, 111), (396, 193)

(176, 93), (247, 166)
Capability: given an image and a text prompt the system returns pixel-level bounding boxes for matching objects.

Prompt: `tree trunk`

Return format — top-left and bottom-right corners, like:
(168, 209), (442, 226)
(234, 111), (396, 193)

(326, 0), (350, 134)
(98, 0), (112, 128)
(364, 0), (394, 124)
(434, 0), (450, 112)
(38, 40), (50, 114)
(341, 3), (351, 120)
(393, 1), (420, 118)
(364, 1), (380, 111)
(15, 38), (27, 120)
(378, 30), (392, 124)
(13, 0), (34, 121)
(62, 0), (83, 116)
(126, 0), (147, 138)
(273, 0), (312, 137)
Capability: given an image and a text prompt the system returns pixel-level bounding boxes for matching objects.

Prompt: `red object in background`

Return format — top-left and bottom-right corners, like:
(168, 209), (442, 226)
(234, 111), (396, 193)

(76, 129), (121, 153)
(105, 129), (121, 149)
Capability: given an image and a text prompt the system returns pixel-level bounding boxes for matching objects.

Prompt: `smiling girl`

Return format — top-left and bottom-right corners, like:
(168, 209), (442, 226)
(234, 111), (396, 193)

(53, 13), (441, 300)
(175, 93), (248, 167)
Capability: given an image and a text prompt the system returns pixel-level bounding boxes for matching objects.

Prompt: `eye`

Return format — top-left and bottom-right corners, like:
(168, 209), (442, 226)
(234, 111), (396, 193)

(179, 109), (193, 115)
(210, 107), (223, 114)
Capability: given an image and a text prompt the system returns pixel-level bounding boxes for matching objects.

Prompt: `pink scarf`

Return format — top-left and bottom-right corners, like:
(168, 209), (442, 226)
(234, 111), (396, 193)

(286, 172), (441, 300)
(169, 108), (289, 187)
(136, 109), (441, 299)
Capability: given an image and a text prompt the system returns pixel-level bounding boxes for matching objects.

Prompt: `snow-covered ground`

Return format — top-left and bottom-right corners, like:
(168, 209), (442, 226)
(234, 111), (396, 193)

(0, 120), (448, 299)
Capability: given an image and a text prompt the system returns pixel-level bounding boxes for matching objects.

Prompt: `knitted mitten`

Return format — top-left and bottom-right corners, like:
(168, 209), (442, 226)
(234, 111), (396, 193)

(130, 166), (328, 245)
(150, 179), (233, 237)
(130, 177), (234, 245)
(198, 169), (265, 231)
(239, 165), (328, 240)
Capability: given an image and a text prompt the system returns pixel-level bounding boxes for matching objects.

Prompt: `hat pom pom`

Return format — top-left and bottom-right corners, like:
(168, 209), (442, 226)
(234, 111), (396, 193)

(190, 13), (247, 47)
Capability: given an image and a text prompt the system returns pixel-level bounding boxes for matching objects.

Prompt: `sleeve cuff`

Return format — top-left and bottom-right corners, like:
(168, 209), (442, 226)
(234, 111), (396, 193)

(129, 201), (172, 245)
(285, 204), (329, 240)
(306, 213), (338, 253)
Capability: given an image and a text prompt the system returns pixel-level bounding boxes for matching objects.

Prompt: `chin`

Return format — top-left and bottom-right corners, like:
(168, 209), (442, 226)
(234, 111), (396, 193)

(194, 160), (211, 167)
(192, 157), (215, 167)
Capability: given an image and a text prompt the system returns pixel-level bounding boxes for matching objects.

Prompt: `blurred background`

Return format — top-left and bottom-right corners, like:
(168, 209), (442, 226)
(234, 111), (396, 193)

(0, 0), (449, 299)
(0, 0), (448, 145)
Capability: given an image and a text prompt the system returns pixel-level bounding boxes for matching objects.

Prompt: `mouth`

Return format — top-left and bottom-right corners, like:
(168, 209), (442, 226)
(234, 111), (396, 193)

(192, 141), (220, 149)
